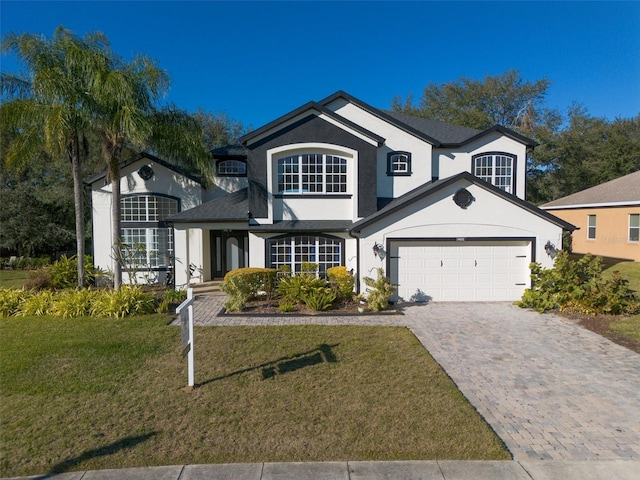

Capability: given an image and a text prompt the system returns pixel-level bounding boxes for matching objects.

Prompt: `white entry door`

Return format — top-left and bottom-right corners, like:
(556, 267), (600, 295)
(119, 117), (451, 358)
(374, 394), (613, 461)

(389, 240), (531, 302)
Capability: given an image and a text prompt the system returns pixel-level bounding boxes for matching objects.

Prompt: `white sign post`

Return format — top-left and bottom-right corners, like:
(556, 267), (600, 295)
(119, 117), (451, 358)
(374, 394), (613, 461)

(176, 288), (195, 388)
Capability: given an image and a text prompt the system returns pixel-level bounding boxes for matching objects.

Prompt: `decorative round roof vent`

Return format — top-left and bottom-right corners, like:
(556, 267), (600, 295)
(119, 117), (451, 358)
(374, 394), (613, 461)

(453, 188), (474, 209)
(138, 165), (154, 180)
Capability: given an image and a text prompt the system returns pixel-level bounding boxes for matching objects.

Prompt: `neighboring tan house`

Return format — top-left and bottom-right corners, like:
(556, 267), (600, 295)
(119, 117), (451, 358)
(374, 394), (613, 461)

(89, 91), (576, 302)
(540, 171), (640, 261)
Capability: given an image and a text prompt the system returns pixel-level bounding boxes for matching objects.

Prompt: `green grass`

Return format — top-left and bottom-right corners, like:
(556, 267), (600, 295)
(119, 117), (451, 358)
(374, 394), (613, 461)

(602, 260), (640, 342)
(0, 317), (508, 477)
(0, 270), (29, 289)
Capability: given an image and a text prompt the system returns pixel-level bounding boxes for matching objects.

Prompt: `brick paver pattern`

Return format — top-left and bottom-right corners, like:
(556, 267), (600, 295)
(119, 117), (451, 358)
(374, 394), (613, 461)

(188, 295), (640, 461)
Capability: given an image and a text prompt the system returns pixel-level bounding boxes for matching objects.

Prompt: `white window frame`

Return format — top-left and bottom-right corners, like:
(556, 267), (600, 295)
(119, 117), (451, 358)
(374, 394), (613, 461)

(472, 153), (515, 194)
(587, 214), (597, 240)
(217, 159), (246, 176)
(268, 235), (343, 276)
(121, 227), (174, 268)
(120, 194), (178, 269)
(276, 153), (348, 195)
(387, 151), (412, 176)
(629, 213), (639, 243)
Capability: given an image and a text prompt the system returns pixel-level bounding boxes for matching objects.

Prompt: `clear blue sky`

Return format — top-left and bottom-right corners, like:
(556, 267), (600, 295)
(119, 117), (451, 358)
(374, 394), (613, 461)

(2, 1), (639, 130)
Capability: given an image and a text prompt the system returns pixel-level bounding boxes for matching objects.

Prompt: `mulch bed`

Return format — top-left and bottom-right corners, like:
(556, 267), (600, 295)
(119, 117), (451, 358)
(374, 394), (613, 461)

(224, 298), (400, 316)
(558, 311), (640, 354)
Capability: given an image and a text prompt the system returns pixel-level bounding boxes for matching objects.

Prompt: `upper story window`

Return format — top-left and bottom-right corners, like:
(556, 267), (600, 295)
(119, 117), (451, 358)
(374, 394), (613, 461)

(276, 153), (347, 194)
(122, 195), (178, 222)
(387, 151), (412, 176)
(629, 214), (639, 242)
(217, 159), (247, 176)
(587, 214), (597, 240)
(472, 153), (515, 194)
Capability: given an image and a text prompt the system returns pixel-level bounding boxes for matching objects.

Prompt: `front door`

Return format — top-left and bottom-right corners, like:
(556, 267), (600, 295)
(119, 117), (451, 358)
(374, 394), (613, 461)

(211, 230), (249, 278)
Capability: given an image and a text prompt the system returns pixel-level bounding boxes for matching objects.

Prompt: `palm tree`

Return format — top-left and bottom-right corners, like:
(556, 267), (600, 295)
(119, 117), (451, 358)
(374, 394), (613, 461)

(89, 45), (212, 290)
(1, 27), (108, 287)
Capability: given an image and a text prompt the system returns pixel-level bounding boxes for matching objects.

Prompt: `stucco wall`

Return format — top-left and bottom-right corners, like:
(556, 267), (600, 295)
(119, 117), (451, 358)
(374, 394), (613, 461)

(91, 158), (203, 284)
(547, 206), (640, 261)
(435, 133), (528, 200)
(355, 178), (564, 291)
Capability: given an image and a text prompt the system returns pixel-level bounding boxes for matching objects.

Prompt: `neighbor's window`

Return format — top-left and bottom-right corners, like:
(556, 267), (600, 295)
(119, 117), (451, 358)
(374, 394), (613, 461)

(217, 159), (246, 176)
(630, 214), (639, 242)
(120, 194), (178, 268)
(472, 153), (515, 193)
(587, 214), (597, 240)
(276, 153), (347, 194)
(268, 235), (343, 276)
(387, 151), (412, 176)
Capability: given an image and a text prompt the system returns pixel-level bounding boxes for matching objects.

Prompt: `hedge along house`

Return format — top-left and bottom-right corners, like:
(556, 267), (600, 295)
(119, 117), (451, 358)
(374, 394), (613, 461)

(89, 91), (575, 301)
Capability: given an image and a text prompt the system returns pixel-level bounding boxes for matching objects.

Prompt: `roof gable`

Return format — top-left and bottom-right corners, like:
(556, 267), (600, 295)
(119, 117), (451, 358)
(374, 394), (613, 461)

(351, 171), (576, 232)
(319, 90), (537, 148)
(541, 171), (640, 209)
(85, 151), (203, 186)
(238, 101), (384, 148)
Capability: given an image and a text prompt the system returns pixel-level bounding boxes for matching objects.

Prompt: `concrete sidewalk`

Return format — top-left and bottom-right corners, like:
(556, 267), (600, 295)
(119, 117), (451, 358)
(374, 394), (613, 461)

(4, 459), (640, 479)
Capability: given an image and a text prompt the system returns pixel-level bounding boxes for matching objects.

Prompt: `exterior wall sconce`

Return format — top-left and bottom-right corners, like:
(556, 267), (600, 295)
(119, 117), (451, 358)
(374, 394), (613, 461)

(373, 242), (386, 260)
(544, 240), (557, 258)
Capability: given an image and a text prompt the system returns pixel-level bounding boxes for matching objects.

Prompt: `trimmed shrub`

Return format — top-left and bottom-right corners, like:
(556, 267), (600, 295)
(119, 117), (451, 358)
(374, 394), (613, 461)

(518, 251), (640, 315)
(50, 289), (99, 318)
(91, 286), (155, 318)
(48, 255), (96, 289)
(302, 287), (336, 311)
(327, 266), (354, 302)
(363, 268), (396, 312)
(277, 273), (326, 304)
(0, 289), (27, 317)
(223, 268), (277, 294)
(16, 290), (55, 316)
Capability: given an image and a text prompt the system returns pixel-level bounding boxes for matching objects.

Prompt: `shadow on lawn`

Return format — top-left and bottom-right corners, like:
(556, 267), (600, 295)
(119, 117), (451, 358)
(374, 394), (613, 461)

(44, 432), (158, 475)
(199, 343), (338, 386)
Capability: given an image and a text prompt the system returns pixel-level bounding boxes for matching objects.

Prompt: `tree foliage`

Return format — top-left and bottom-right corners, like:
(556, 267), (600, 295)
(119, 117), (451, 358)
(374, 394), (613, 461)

(393, 70), (640, 204)
(392, 69), (551, 131)
(1, 27), (110, 286)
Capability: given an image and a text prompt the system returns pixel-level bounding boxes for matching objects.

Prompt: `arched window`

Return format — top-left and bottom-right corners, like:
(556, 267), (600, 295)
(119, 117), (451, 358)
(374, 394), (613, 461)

(387, 151), (412, 176)
(472, 152), (516, 194)
(217, 159), (247, 176)
(268, 234), (343, 276)
(120, 195), (179, 268)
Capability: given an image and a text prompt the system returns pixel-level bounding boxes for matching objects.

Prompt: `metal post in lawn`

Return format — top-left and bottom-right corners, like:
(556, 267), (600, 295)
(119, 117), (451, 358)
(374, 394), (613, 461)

(176, 288), (195, 388)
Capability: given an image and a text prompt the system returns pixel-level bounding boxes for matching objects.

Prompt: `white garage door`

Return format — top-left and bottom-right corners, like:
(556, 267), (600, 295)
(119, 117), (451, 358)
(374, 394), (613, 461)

(389, 240), (531, 302)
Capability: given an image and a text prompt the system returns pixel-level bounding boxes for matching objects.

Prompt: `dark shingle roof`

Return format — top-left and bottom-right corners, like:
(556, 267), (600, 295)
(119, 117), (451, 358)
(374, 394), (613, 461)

(210, 144), (247, 158)
(541, 171), (640, 209)
(166, 188), (249, 223)
(250, 220), (353, 232)
(382, 110), (482, 144)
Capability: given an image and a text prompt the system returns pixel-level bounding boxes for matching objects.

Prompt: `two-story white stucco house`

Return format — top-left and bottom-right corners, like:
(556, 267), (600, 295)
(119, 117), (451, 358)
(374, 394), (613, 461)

(89, 91), (575, 302)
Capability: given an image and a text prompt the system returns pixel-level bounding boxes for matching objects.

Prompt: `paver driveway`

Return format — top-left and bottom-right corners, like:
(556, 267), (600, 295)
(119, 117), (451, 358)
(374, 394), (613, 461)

(407, 302), (640, 461)
(192, 296), (640, 461)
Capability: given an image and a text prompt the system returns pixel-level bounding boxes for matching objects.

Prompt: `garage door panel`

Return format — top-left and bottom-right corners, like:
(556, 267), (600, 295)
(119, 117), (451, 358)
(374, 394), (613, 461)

(391, 240), (531, 302)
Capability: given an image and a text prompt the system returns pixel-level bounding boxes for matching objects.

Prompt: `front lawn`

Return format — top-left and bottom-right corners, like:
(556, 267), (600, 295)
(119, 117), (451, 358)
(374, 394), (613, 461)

(0, 270), (29, 289)
(0, 316), (508, 477)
